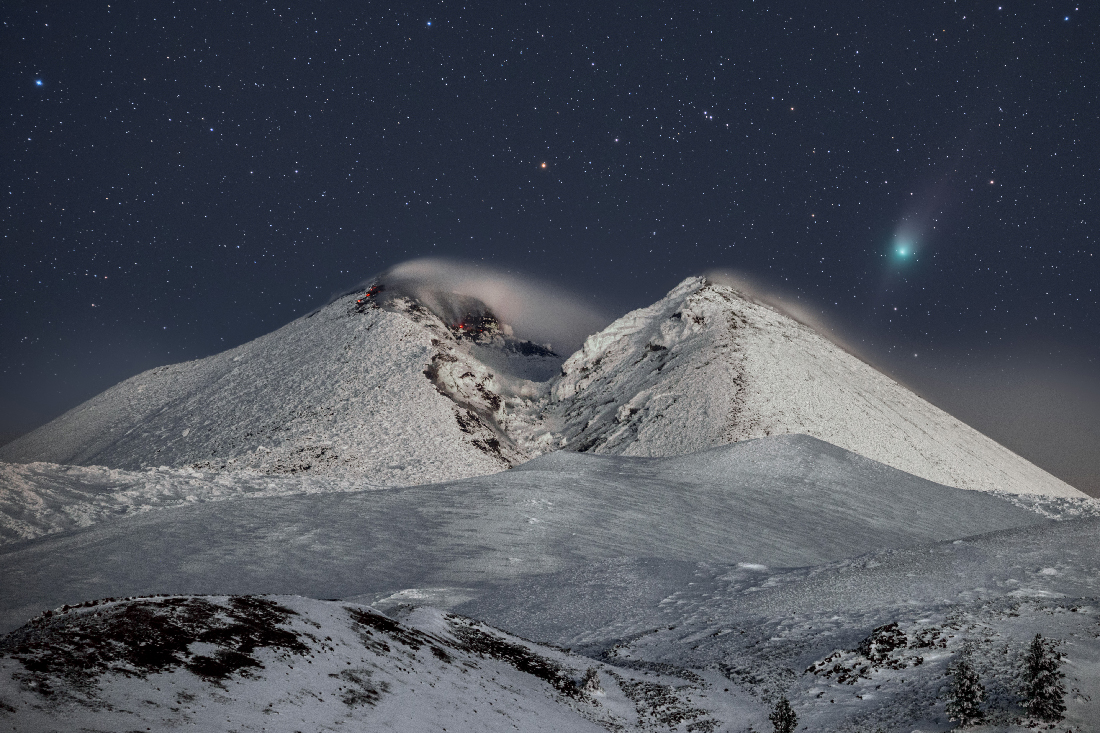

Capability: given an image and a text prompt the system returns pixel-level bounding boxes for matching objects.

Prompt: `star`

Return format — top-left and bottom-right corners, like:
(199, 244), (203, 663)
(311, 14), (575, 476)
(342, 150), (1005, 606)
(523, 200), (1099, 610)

(35, 79), (43, 86)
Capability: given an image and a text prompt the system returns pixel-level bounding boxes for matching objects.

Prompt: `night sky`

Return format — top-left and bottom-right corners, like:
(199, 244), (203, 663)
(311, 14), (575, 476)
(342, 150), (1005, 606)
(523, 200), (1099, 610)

(4, 2), (1099, 493)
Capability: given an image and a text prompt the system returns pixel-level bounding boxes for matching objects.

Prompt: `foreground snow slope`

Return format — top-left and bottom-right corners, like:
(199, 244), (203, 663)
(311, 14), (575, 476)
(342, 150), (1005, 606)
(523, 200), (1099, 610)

(0, 457), (1095, 726)
(7, 537), (1100, 733)
(457, 517), (1100, 732)
(1, 595), (753, 733)
(537, 277), (1082, 497)
(0, 435), (1056, 635)
(0, 290), (553, 486)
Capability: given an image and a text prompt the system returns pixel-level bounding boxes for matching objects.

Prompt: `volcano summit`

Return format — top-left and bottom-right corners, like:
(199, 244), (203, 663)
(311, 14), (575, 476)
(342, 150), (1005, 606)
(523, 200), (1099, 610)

(1, 276), (1082, 498)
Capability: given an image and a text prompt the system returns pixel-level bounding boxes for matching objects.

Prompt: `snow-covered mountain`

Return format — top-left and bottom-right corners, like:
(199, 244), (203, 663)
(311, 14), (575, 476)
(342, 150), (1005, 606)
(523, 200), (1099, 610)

(0, 275), (1081, 499)
(530, 277), (1082, 497)
(2, 263), (1099, 729)
(0, 282), (559, 487)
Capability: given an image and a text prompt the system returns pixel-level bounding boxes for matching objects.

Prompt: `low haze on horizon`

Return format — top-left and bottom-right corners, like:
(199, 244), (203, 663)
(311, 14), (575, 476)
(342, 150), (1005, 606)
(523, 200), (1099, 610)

(3, 1), (1097, 493)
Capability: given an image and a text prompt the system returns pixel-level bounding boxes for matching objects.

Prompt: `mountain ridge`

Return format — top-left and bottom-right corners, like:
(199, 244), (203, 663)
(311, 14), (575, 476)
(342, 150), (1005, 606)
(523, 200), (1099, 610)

(0, 275), (1083, 498)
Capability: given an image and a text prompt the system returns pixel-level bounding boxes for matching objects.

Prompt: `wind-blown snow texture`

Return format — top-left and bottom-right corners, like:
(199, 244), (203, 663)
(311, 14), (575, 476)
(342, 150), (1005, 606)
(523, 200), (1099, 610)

(0, 435), (1063, 636)
(0, 461), (373, 545)
(0, 276), (1082, 498)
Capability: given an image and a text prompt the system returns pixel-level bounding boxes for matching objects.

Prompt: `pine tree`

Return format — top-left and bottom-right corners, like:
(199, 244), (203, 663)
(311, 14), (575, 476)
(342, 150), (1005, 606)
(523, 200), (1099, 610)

(769, 695), (797, 733)
(1022, 633), (1066, 722)
(580, 667), (602, 695)
(945, 656), (985, 727)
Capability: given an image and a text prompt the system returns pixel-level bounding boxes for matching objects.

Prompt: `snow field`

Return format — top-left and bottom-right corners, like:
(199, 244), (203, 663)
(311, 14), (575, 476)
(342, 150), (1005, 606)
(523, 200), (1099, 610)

(0, 435), (1059, 636)
(457, 518), (1100, 732)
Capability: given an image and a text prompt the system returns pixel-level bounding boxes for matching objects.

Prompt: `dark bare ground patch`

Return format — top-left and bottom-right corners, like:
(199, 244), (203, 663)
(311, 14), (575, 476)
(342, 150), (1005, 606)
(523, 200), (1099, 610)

(447, 617), (581, 698)
(807, 621), (926, 684)
(1, 595), (310, 698)
(857, 622), (908, 665)
(609, 670), (715, 731)
(346, 606), (438, 653)
(329, 668), (391, 707)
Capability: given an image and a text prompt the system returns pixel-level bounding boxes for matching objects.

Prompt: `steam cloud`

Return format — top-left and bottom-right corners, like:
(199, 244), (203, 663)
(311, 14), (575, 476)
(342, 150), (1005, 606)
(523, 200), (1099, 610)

(361, 258), (613, 355)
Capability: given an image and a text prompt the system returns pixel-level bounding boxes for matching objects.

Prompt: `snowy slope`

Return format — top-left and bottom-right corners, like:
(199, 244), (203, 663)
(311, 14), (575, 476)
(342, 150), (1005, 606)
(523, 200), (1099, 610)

(0, 594), (751, 733)
(0, 287), (557, 486)
(0, 435), (1068, 636)
(530, 277), (1083, 497)
(2, 472), (1099, 731)
(0, 461), (377, 545)
(464, 517), (1100, 732)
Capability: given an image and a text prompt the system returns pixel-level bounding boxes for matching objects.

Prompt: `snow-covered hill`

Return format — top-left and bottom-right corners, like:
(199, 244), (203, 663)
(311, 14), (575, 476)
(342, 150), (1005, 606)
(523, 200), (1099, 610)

(531, 277), (1082, 497)
(0, 285), (558, 487)
(459, 517), (1100, 732)
(1, 435), (1075, 636)
(1, 594), (751, 733)
(2, 455), (1099, 731)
